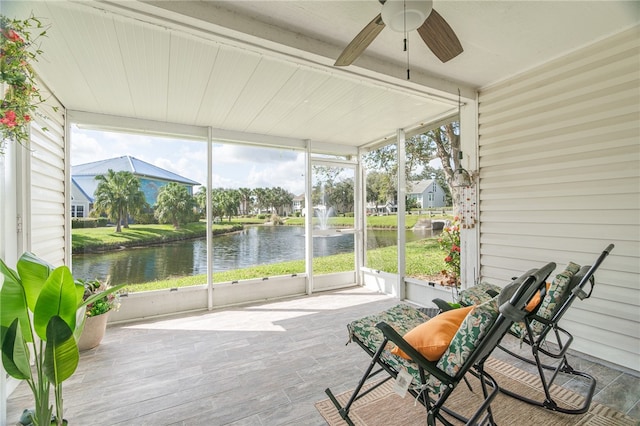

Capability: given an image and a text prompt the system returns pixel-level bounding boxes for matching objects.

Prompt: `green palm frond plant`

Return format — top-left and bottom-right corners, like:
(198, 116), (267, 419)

(0, 252), (124, 425)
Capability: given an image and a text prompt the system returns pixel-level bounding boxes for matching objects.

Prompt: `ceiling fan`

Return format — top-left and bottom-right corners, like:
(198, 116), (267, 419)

(334, 0), (463, 66)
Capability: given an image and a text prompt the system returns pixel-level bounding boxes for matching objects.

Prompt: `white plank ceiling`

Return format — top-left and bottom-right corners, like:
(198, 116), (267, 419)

(4, 1), (639, 150)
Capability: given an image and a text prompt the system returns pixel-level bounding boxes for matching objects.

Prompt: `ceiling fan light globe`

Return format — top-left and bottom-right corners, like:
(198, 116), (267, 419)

(381, 0), (433, 32)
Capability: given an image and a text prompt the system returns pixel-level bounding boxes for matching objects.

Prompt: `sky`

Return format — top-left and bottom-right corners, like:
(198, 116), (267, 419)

(71, 126), (442, 196)
(71, 126), (308, 195)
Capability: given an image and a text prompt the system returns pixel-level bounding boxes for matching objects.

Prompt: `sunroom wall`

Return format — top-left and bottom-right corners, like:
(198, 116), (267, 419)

(477, 26), (640, 371)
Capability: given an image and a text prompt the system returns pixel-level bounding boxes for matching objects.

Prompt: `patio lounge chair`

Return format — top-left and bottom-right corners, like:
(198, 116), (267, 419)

(324, 262), (555, 426)
(432, 244), (615, 414)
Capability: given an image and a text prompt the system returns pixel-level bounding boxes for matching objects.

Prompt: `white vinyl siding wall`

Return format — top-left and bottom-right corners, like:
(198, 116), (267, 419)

(477, 26), (639, 371)
(29, 91), (66, 267)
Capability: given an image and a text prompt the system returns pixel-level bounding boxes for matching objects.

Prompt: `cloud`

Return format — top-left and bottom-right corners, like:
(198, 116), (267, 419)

(71, 128), (306, 194)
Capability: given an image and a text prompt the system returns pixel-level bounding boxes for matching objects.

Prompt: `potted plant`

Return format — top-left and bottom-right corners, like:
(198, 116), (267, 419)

(76, 278), (121, 351)
(0, 252), (124, 425)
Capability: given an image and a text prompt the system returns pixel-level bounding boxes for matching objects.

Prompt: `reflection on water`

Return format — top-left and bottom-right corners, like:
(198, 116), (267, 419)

(72, 226), (436, 285)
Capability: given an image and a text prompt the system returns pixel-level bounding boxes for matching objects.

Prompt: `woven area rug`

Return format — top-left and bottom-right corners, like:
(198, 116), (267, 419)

(316, 358), (637, 425)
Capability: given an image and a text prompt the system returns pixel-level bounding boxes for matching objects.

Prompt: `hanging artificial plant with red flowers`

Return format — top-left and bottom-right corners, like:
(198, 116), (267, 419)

(438, 216), (461, 288)
(0, 14), (48, 153)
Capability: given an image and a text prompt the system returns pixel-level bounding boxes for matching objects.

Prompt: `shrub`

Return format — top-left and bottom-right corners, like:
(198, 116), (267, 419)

(72, 218), (98, 228)
(133, 212), (158, 224)
(437, 216), (461, 287)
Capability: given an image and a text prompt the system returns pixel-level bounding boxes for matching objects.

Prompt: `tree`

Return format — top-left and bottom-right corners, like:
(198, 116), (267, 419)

(220, 188), (240, 221)
(331, 178), (354, 214)
(154, 182), (196, 229)
(366, 172), (394, 213)
(194, 186), (207, 216)
(120, 172), (148, 228)
(252, 187), (268, 213)
(237, 187), (253, 215)
(93, 170), (147, 232)
(362, 121), (463, 213)
(271, 186), (294, 216)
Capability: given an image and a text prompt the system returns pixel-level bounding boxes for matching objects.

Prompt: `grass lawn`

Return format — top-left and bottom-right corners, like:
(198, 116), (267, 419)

(72, 222), (242, 253)
(121, 238), (448, 293)
(283, 213), (450, 229)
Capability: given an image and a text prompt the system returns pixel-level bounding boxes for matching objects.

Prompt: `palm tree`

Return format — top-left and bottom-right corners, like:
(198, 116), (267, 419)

(194, 186), (208, 216)
(221, 189), (240, 221)
(238, 187), (253, 215)
(93, 170), (147, 232)
(154, 182), (196, 229)
(121, 172), (148, 228)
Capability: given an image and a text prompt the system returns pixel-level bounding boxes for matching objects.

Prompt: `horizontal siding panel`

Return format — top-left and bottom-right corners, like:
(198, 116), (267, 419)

(564, 310), (639, 342)
(567, 300), (640, 333)
(480, 222), (637, 241)
(31, 243), (65, 262)
(566, 320), (640, 368)
(478, 28), (639, 371)
(480, 240), (639, 276)
(479, 125), (638, 164)
(480, 193), (639, 212)
(480, 26), (639, 103)
(30, 84), (66, 267)
(562, 318), (640, 352)
(32, 184), (65, 202)
(479, 96), (638, 143)
(481, 168), (639, 194)
(479, 209), (636, 226)
(30, 225), (65, 245)
(480, 73), (638, 135)
(480, 51), (639, 117)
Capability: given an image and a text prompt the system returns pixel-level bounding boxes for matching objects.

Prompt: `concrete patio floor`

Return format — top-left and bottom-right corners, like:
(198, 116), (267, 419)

(6, 287), (640, 425)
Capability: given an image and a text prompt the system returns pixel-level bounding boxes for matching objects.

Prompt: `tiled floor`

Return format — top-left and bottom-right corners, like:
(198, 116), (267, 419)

(6, 287), (640, 425)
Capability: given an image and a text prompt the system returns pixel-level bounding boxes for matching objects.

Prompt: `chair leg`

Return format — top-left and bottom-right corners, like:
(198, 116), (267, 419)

(325, 338), (392, 424)
(497, 335), (596, 414)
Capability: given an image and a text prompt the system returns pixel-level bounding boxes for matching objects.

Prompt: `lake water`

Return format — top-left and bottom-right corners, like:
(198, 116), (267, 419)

(72, 226), (436, 285)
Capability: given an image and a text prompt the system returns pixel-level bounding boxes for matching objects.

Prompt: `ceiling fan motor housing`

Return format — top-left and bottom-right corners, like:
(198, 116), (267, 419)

(381, 0), (434, 32)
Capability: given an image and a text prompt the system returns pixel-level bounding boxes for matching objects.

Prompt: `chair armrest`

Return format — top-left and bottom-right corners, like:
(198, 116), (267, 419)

(432, 298), (454, 312)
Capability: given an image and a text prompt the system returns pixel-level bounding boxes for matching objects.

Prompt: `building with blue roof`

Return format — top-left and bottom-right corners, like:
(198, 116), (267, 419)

(71, 155), (200, 218)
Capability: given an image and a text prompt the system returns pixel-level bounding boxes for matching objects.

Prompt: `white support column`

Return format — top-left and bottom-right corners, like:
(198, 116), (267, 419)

(397, 129), (407, 300)
(355, 149), (365, 286)
(207, 128), (214, 309)
(304, 141), (313, 295)
(1, 126), (30, 426)
(458, 93), (480, 289)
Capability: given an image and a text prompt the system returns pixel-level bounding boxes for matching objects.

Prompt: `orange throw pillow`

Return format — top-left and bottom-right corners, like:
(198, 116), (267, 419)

(391, 306), (474, 361)
(525, 282), (551, 312)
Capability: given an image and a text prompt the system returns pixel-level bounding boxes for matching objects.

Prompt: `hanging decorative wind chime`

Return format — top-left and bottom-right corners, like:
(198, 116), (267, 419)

(450, 91), (477, 229)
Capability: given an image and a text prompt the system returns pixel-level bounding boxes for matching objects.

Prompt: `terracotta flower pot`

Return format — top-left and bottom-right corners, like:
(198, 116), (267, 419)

(77, 311), (110, 351)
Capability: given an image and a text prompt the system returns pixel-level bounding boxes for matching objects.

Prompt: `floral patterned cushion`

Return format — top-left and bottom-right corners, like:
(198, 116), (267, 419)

(530, 262), (580, 335)
(347, 304), (445, 397)
(458, 282), (501, 306)
(436, 297), (500, 377)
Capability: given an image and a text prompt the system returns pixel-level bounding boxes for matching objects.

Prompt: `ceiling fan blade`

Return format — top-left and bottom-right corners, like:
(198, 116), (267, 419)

(417, 9), (463, 63)
(335, 13), (385, 66)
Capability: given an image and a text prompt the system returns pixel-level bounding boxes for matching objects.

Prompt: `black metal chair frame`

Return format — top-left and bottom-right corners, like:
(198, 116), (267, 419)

(324, 263), (556, 426)
(495, 244), (615, 414)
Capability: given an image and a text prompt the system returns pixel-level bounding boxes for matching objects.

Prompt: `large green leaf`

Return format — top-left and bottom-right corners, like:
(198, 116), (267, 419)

(34, 266), (77, 340)
(0, 260), (33, 343)
(16, 252), (54, 311)
(1, 319), (32, 380)
(44, 316), (79, 385)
